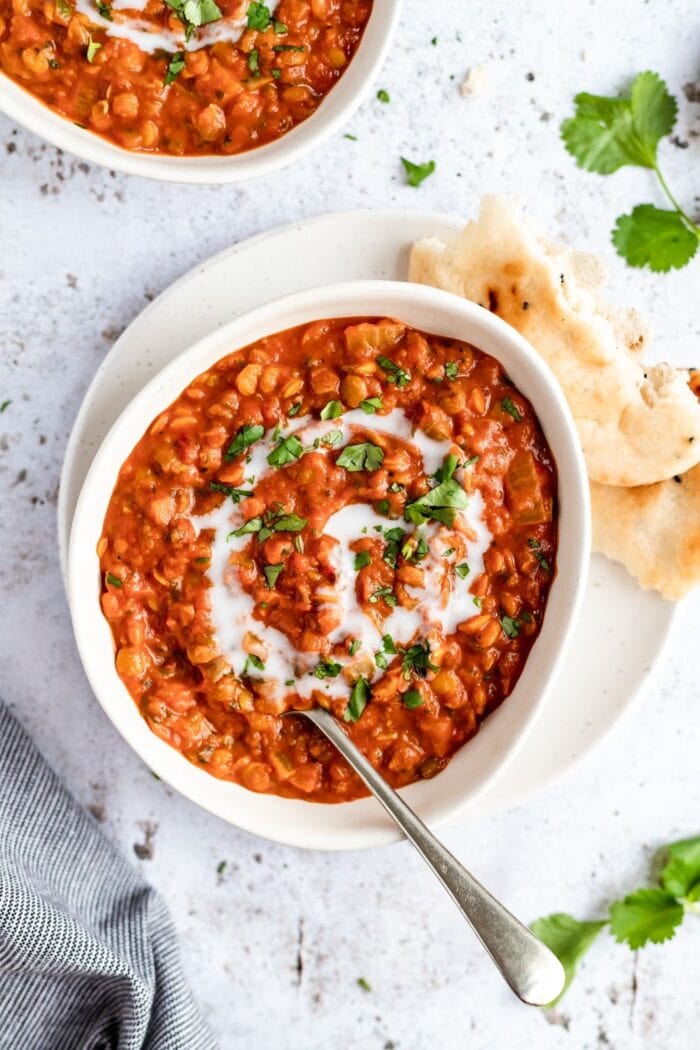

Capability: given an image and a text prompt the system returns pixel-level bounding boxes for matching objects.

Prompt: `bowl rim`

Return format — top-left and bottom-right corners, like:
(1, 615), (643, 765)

(0, 0), (402, 184)
(68, 279), (591, 851)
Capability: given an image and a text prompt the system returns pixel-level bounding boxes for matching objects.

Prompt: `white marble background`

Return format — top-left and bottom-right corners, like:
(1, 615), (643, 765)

(2, 1), (700, 1047)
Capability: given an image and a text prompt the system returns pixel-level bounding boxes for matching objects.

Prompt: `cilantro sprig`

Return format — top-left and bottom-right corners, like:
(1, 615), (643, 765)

(561, 72), (699, 271)
(532, 834), (700, 1006)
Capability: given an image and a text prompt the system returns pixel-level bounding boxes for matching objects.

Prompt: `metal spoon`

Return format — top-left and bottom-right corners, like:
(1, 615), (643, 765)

(298, 706), (564, 1006)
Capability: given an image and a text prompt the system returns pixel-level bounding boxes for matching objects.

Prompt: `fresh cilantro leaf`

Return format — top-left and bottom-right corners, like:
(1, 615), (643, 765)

(403, 689), (423, 709)
(246, 1), (270, 30)
(164, 51), (185, 85)
(263, 563), (284, 588)
(96, 0), (112, 17)
(86, 36), (102, 62)
(320, 400), (343, 420)
(231, 517), (262, 538)
(659, 836), (700, 899)
(377, 356), (410, 387)
(343, 133), (358, 141)
(382, 526), (406, 568)
(455, 563), (470, 579)
(267, 512), (307, 533)
(336, 443), (384, 472)
(209, 482), (254, 502)
(273, 43), (304, 52)
(500, 616), (521, 639)
(433, 454), (458, 483)
(401, 642), (437, 680)
(382, 634), (397, 654)
(360, 397), (383, 414)
(313, 660), (342, 679)
(319, 429), (343, 448)
(105, 572), (122, 588)
(226, 424), (265, 460)
(248, 48), (260, 75)
(404, 478), (468, 527)
(244, 653), (265, 672)
(561, 72), (677, 174)
(609, 888), (684, 949)
(377, 89), (390, 103)
(354, 550), (371, 570)
(357, 977), (372, 992)
(401, 533), (428, 563)
(273, 19), (287, 33)
(612, 205), (699, 272)
(344, 677), (370, 722)
(348, 639), (361, 656)
(444, 361), (459, 379)
(165, 0), (221, 38)
(369, 585), (397, 607)
(501, 396), (523, 422)
(401, 157), (436, 187)
(267, 434), (303, 467)
(288, 402), (302, 416)
(528, 537), (551, 573)
(530, 914), (606, 1006)
(216, 859), (226, 875)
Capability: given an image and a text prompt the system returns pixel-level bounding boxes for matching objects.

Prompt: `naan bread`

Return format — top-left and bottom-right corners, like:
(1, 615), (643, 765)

(591, 468), (700, 600)
(409, 196), (700, 487)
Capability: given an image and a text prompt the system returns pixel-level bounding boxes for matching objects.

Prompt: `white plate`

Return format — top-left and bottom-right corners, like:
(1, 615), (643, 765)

(58, 209), (679, 822)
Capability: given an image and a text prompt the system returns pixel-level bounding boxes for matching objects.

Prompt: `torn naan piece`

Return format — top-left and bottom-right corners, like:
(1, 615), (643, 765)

(590, 467), (700, 601)
(409, 196), (700, 487)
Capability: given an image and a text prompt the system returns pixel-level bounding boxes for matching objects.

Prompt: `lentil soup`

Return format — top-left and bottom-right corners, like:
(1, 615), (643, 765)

(99, 317), (558, 802)
(0, 0), (372, 155)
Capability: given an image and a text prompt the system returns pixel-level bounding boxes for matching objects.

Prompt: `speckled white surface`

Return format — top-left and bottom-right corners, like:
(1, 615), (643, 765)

(1, 1), (700, 1047)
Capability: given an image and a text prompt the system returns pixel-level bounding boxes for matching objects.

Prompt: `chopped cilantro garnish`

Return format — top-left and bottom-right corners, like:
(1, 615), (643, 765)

(354, 550), (371, 571)
(267, 434), (303, 467)
(357, 977), (372, 992)
(313, 660), (342, 680)
(336, 443), (384, 472)
(405, 478), (467, 527)
(248, 48), (260, 75)
(226, 423), (265, 460)
(288, 402), (302, 417)
(433, 454), (458, 483)
(231, 517), (263, 538)
(377, 89), (390, 103)
(96, 0), (112, 17)
(455, 563), (470, 579)
(164, 52), (185, 85)
(273, 18), (287, 33)
(369, 585), (396, 607)
(273, 43), (304, 52)
(359, 397), (383, 414)
(375, 499), (390, 515)
(164, 0), (222, 40)
(105, 572), (122, 588)
(377, 355), (410, 387)
(401, 642), (437, 679)
(320, 400), (343, 420)
(344, 676), (370, 722)
(401, 157), (436, 188)
(348, 639), (361, 656)
(86, 36), (102, 62)
(500, 616), (521, 639)
(246, 0), (270, 30)
(382, 634), (397, 654)
(444, 361), (459, 379)
(263, 563), (284, 588)
(208, 482), (253, 503)
(501, 397), (523, 422)
(375, 651), (388, 670)
(403, 689), (423, 709)
(528, 537), (552, 573)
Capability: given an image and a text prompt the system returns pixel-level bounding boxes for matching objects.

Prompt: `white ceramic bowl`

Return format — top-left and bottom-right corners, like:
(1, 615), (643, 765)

(68, 280), (591, 850)
(0, 2), (401, 183)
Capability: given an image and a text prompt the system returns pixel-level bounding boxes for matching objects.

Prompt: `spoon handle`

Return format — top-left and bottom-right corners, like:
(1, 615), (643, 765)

(303, 707), (564, 1006)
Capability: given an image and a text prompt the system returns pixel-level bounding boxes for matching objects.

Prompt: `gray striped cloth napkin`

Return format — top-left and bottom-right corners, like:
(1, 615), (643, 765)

(0, 702), (216, 1050)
